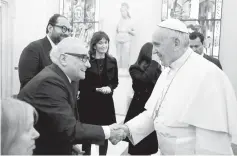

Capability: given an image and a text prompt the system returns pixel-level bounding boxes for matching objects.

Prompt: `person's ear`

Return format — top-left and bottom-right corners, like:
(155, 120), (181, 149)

(59, 54), (67, 66)
(172, 37), (181, 52)
(174, 38), (180, 47)
(47, 24), (54, 34)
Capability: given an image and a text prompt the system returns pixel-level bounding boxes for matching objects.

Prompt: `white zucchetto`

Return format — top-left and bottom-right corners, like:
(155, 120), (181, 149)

(158, 18), (189, 33)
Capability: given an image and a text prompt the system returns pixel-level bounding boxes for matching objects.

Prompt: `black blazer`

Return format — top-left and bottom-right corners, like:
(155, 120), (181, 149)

(18, 36), (52, 89)
(204, 54), (222, 69)
(78, 54), (118, 125)
(18, 64), (105, 155)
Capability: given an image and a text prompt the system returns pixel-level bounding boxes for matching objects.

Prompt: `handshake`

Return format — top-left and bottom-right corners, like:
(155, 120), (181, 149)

(108, 123), (130, 145)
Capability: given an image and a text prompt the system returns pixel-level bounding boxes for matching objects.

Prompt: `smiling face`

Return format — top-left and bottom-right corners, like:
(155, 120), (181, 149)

(65, 52), (91, 81)
(151, 27), (188, 67)
(152, 28), (176, 67)
(54, 37), (92, 81)
(94, 38), (109, 54)
(48, 16), (71, 44)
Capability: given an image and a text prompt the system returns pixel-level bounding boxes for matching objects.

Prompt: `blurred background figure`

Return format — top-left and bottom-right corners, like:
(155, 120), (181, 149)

(189, 31), (222, 69)
(78, 31), (118, 155)
(116, 2), (135, 71)
(1, 98), (39, 155)
(124, 42), (161, 155)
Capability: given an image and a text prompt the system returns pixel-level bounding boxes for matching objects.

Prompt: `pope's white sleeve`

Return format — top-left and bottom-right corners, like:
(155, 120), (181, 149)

(125, 110), (154, 145)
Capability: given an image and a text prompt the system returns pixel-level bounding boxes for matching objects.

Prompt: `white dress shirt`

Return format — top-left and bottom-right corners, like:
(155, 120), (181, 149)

(46, 34), (56, 48)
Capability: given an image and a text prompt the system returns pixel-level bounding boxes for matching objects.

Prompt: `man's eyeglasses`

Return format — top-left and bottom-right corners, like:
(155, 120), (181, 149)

(53, 24), (73, 33)
(65, 53), (90, 63)
(190, 45), (200, 49)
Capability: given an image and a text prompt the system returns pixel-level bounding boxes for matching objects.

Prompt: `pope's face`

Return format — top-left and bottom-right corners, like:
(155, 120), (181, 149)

(152, 28), (176, 67)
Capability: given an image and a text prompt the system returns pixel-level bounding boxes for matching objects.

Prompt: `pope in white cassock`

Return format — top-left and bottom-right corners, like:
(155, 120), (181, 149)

(120, 19), (237, 155)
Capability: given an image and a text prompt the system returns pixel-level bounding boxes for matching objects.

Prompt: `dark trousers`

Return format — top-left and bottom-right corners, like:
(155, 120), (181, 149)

(82, 140), (108, 155)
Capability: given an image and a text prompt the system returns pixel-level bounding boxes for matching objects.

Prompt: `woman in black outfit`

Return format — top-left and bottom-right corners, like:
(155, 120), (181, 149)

(124, 42), (162, 155)
(77, 31), (118, 155)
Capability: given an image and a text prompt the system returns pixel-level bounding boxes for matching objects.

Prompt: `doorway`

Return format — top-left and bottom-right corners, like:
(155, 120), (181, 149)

(0, 0), (14, 98)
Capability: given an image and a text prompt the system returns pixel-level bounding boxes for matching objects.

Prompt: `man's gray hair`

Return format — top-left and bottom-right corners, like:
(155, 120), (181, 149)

(159, 27), (189, 48)
(50, 37), (88, 64)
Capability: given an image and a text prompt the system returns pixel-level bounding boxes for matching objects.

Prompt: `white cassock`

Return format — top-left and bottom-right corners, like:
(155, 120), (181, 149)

(126, 48), (237, 155)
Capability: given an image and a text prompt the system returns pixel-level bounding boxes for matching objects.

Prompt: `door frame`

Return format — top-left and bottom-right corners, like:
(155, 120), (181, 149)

(0, 0), (15, 98)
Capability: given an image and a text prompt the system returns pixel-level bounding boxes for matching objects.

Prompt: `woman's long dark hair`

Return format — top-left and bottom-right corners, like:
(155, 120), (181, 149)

(134, 42), (153, 67)
(89, 31), (110, 57)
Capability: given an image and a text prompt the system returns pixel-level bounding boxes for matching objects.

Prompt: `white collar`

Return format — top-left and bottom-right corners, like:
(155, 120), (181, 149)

(46, 34), (56, 47)
(169, 48), (192, 70)
(66, 75), (71, 83)
(201, 48), (206, 57)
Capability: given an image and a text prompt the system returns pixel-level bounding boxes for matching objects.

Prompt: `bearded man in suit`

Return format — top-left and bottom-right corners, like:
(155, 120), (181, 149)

(18, 14), (72, 89)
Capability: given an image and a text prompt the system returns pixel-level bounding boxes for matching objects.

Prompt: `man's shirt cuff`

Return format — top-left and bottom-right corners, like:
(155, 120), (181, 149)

(102, 126), (111, 139)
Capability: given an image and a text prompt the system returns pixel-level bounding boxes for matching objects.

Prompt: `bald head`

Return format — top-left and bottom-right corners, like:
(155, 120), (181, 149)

(50, 37), (91, 81)
(50, 37), (88, 64)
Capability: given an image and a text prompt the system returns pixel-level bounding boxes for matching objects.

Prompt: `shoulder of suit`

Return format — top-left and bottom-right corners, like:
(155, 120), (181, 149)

(207, 55), (220, 63)
(24, 37), (46, 50)
(39, 66), (66, 85)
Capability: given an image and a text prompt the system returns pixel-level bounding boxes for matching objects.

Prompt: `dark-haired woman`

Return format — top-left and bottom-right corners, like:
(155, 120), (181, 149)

(124, 42), (162, 155)
(77, 31), (118, 155)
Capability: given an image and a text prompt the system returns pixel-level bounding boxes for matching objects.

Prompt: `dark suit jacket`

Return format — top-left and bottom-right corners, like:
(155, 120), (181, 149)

(17, 64), (105, 155)
(18, 36), (52, 89)
(204, 54), (222, 69)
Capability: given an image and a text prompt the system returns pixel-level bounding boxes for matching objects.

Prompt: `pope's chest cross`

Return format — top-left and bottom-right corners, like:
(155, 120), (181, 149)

(153, 67), (174, 119)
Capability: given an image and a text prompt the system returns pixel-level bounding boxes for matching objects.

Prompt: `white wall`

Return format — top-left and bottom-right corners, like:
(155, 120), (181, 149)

(219, 0), (237, 96)
(99, 0), (162, 65)
(99, 0), (162, 115)
(12, 0), (60, 94)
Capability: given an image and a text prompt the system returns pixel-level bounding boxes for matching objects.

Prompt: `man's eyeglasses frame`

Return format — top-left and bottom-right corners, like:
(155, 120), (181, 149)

(53, 24), (73, 34)
(64, 53), (90, 63)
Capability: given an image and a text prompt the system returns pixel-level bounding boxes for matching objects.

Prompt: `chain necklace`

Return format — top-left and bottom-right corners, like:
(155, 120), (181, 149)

(152, 51), (193, 119)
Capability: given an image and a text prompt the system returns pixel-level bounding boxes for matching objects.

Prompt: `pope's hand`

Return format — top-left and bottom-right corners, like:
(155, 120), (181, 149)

(109, 123), (127, 145)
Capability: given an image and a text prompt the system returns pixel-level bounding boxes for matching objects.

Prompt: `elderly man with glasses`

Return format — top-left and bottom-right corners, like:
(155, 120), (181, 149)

(18, 14), (73, 90)
(17, 37), (126, 155)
